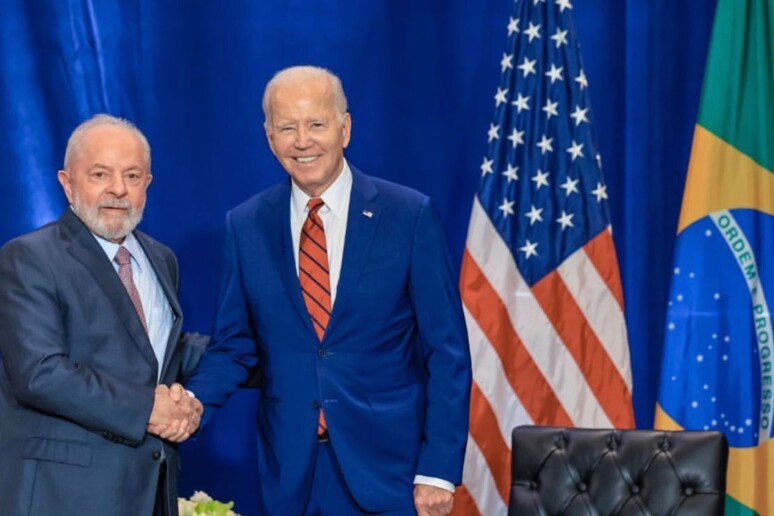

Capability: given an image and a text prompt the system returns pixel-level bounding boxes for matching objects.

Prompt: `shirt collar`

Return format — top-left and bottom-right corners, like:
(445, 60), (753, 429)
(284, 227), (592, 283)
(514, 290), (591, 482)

(93, 231), (144, 271)
(291, 159), (352, 219)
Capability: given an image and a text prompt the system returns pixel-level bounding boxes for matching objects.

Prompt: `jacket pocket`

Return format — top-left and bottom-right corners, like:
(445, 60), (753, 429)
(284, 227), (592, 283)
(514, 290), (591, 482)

(367, 383), (421, 412)
(22, 436), (93, 467)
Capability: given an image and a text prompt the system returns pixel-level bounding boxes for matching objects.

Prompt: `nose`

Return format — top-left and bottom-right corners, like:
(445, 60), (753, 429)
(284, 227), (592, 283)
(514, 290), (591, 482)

(108, 175), (128, 196)
(294, 126), (312, 148)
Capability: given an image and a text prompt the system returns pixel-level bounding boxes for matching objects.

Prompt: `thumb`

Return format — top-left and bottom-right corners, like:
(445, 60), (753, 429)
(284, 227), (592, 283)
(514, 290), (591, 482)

(168, 383), (184, 402)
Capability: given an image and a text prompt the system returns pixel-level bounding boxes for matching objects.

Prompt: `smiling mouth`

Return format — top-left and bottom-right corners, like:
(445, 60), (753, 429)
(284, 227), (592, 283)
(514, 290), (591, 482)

(295, 156), (318, 164)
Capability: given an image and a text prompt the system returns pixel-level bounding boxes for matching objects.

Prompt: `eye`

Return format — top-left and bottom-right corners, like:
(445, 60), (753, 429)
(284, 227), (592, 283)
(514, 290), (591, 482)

(125, 171), (142, 183)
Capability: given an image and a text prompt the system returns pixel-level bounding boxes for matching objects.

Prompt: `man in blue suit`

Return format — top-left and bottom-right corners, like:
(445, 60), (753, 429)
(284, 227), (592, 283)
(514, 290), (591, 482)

(186, 66), (472, 515)
(0, 114), (204, 515)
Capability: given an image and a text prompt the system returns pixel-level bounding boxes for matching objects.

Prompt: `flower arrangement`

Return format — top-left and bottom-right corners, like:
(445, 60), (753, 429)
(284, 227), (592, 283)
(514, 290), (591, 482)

(178, 491), (240, 516)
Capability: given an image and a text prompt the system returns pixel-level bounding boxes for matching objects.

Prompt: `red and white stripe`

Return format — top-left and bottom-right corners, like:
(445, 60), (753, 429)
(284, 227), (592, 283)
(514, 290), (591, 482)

(453, 198), (634, 516)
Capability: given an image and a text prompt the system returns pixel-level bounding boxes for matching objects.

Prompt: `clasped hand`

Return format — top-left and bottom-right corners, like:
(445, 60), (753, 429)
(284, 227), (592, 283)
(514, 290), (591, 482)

(147, 383), (203, 442)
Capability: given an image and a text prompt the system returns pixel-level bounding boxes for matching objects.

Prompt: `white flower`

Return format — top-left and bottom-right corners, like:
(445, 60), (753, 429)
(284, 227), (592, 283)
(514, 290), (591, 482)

(178, 498), (198, 516)
(177, 490), (240, 516)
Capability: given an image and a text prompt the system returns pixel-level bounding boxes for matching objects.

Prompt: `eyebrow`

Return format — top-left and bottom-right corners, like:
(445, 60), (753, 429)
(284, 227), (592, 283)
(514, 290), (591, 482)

(88, 164), (145, 173)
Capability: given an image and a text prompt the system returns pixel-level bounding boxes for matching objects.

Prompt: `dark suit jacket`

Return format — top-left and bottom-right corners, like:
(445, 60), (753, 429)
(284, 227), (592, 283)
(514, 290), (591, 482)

(186, 166), (472, 514)
(0, 209), (194, 516)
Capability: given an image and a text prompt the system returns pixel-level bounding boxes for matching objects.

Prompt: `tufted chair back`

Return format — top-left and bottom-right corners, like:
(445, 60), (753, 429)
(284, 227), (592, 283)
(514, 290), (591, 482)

(509, 425), (728, 516)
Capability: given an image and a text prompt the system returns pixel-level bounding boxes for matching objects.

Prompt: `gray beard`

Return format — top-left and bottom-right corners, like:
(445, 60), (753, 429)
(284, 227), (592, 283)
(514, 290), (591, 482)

(71, 193), (144, 242)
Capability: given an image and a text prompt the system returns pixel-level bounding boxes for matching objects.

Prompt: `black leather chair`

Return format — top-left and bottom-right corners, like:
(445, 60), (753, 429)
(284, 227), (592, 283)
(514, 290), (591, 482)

(509, 425), (728, 516)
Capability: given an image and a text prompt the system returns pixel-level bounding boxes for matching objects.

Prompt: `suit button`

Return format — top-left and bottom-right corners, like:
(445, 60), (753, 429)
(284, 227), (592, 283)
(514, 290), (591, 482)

(152, 451), (161, 460)
(318, 348), (326, 357)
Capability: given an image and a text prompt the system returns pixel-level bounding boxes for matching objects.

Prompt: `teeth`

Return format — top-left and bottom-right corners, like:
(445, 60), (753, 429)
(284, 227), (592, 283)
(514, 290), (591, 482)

(296, 156), (317, 163)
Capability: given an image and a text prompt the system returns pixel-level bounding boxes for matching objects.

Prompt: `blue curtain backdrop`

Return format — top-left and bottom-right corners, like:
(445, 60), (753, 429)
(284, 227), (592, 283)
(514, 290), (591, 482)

(0, 1), (716, 513)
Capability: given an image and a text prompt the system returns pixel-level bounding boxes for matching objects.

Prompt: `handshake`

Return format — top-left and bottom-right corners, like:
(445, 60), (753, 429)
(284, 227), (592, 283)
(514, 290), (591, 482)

(147, 383), (204, 443)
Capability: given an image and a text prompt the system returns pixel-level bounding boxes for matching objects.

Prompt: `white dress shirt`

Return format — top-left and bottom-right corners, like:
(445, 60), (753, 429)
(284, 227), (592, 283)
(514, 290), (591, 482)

(94, 232), (173, 381)
(289, 159), (455, 494)
(290, 161), (352, 304)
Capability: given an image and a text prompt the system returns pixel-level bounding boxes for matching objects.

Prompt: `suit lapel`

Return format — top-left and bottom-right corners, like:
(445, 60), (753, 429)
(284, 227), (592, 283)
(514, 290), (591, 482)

(266, 182), (317, 336)
(327, 168), (380, 333)
(59, 210), (158, 370)
(135, 233), (183, 379)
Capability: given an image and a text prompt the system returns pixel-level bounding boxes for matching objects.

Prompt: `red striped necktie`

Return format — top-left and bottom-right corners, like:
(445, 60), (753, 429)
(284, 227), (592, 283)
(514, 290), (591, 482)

(299, 198), (330, 436)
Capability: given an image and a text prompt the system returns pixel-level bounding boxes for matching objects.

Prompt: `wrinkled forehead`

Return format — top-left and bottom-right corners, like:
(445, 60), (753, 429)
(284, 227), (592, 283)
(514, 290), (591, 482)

(269, 82), (339, 120)
(71, 125), (148, 168)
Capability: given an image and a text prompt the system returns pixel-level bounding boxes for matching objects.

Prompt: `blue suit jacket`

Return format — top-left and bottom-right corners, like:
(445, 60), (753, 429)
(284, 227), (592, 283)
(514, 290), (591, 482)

(0, 209), (192, 516)
(186, 166), (472, 513)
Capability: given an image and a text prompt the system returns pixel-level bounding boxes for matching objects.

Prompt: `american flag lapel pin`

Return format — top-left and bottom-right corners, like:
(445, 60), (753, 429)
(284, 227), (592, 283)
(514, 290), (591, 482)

(362, 209), (373, 218)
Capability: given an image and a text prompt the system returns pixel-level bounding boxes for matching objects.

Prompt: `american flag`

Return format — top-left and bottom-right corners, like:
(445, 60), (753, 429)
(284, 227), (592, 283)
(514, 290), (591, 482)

(454, 1), (635, 514)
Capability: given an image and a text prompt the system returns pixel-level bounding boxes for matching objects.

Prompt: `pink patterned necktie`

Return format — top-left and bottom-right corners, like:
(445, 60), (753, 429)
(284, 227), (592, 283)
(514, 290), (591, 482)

(298, 198), (330, 437)
(114, 246), (148, 334)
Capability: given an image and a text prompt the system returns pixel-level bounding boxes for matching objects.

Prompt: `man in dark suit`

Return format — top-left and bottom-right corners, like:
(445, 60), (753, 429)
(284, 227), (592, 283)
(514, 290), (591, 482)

(186, 66), (472, 515)
(0, 114), (204, 516)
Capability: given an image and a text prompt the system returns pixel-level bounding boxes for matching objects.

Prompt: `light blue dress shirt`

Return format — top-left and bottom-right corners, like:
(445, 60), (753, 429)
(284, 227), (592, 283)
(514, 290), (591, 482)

(94, 232), (173, 381)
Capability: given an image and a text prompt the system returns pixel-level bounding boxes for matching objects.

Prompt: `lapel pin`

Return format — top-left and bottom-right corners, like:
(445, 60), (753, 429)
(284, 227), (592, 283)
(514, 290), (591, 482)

(362, 210), (373, 218)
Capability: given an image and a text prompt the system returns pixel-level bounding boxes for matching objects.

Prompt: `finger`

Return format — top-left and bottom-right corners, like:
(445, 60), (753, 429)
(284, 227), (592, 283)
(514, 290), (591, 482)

(170, 421), (194, 442)
(159, 420), (183, 440)
(166, 430), (188, 443)
(430, 499), (453, 515)
(147, 423), (167, 435)
(169, 383), (184, 402)
(172, 418), (197, 441)
(426, 503), (448, 516)
(158, 428), (176, 440)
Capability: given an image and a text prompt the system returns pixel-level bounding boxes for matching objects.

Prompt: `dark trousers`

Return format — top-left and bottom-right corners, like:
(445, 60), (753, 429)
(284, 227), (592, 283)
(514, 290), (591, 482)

(301, 441), (416, 516)
(153, 461), (170, 516)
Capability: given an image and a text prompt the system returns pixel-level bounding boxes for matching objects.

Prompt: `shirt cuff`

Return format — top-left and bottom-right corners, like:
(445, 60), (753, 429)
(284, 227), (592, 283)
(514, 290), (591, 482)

(413, 475), (455, 493)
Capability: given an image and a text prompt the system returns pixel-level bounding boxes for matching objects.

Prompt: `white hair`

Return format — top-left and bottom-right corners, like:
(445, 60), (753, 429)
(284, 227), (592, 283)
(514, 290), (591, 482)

(63, 114), (151, 170)
(262, 65), (348, 130)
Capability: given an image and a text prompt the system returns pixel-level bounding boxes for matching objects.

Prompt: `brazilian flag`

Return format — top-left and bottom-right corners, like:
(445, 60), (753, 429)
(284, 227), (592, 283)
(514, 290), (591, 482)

(655, 0), (774, 514)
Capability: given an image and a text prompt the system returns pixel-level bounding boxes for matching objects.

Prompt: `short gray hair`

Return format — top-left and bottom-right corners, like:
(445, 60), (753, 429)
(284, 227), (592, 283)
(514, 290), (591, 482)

(262, 66), (348, 130)
(63, 114), (151, 170)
